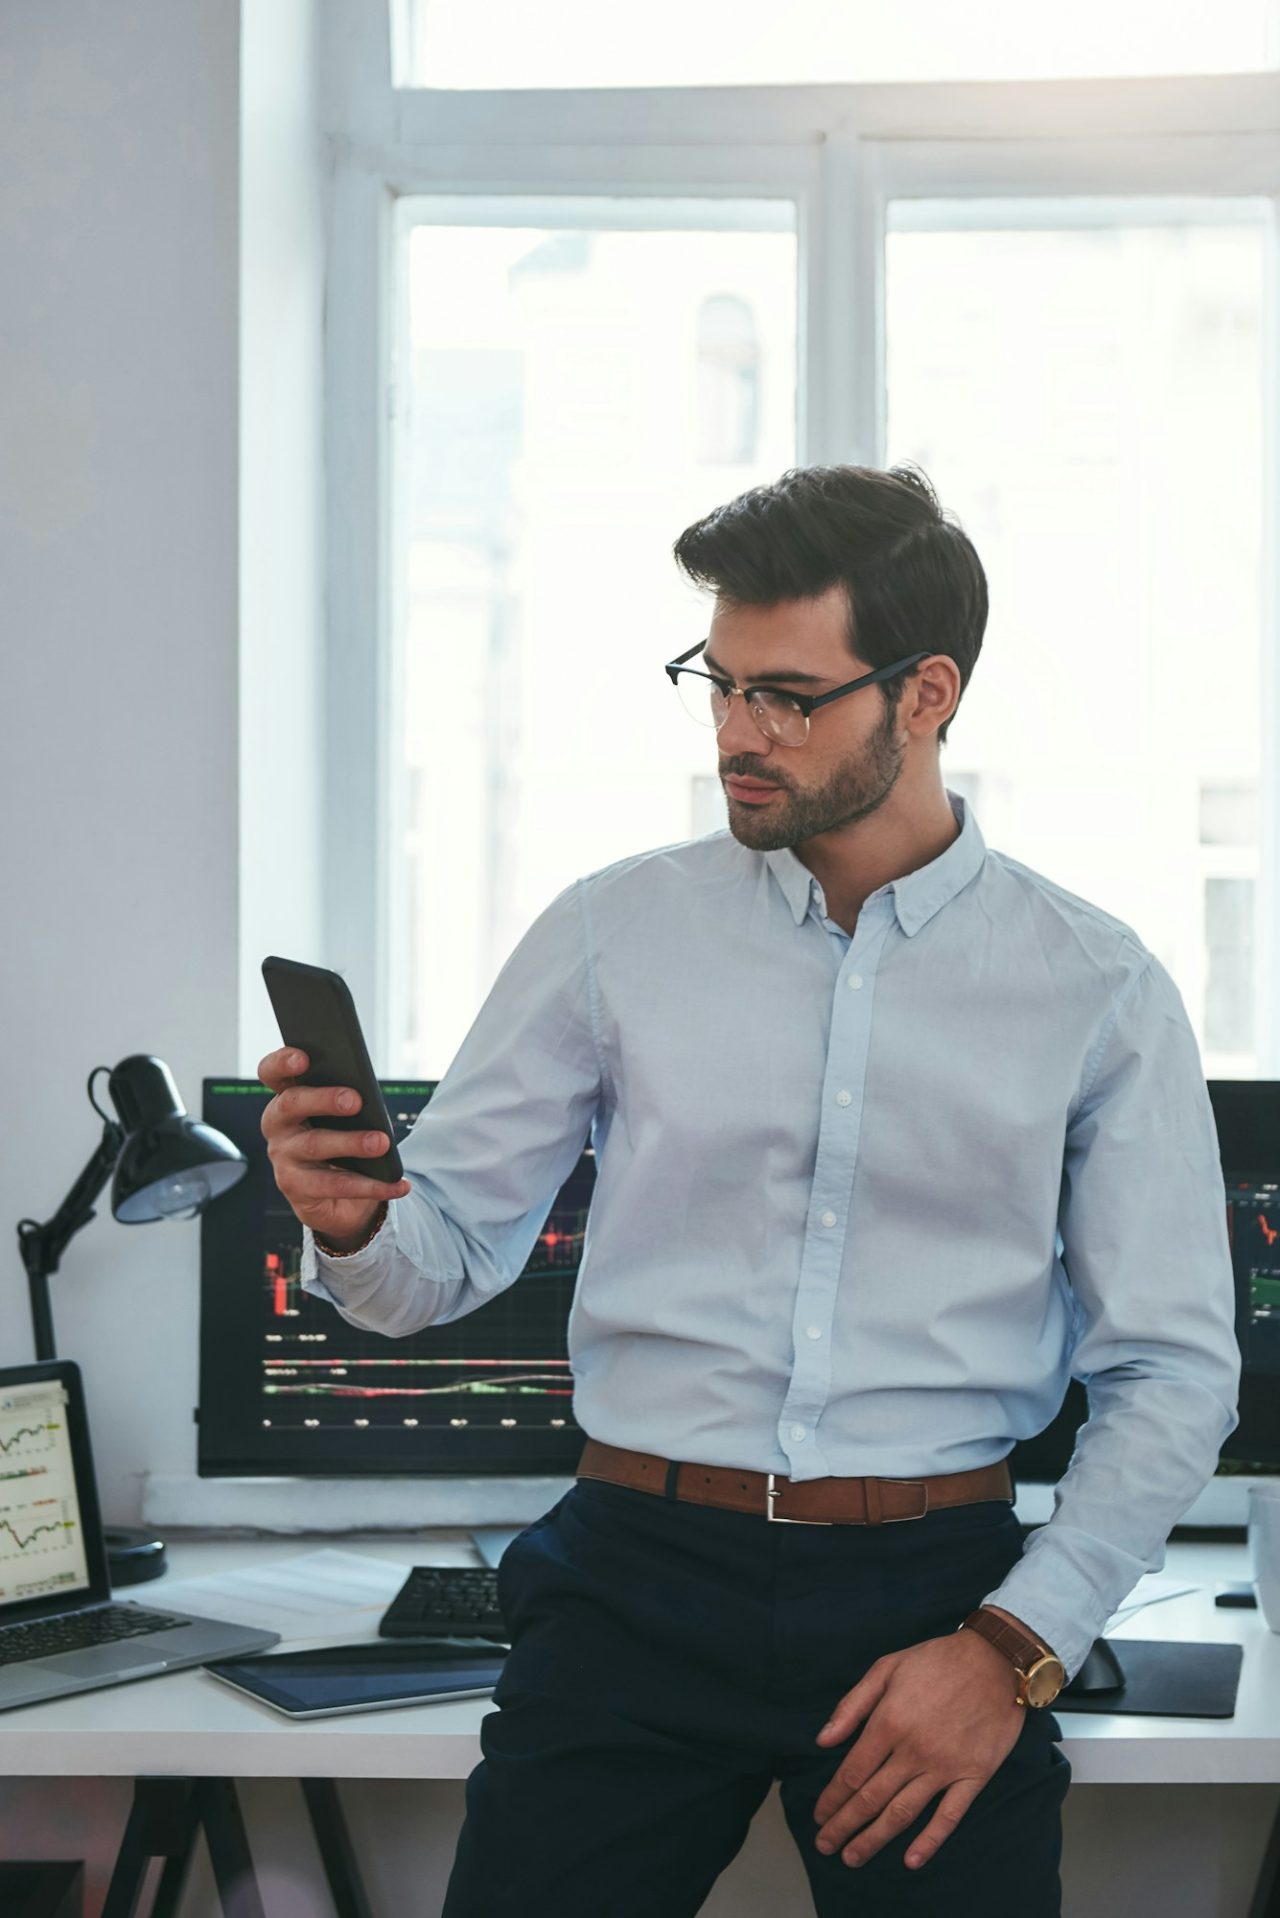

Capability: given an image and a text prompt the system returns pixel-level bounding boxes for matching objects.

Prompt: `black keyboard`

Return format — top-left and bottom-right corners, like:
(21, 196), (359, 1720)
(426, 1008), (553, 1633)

(379, 1566), (507, 1640)
(0, 1603), (191, 1668)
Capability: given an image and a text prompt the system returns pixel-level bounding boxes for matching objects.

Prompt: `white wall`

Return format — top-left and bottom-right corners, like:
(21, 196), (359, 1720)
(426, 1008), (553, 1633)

(0, 0), (241, 1522)
(0, 0), (328, 1523)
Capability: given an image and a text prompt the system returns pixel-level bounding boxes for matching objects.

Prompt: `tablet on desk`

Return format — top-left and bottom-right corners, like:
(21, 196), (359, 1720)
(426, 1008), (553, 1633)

(204, 1642), (506, 1720)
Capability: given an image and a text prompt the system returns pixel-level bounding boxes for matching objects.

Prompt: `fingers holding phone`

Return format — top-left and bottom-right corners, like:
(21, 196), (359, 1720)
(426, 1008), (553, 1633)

(258, 1043), (412, 1246)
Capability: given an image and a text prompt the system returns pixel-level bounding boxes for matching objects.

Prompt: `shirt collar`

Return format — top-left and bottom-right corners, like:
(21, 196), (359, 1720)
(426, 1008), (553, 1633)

(762, 787), (986, 937)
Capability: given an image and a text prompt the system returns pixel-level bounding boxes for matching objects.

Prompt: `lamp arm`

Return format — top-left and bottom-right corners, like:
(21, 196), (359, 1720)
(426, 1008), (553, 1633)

(16, 1118), (125, 1362)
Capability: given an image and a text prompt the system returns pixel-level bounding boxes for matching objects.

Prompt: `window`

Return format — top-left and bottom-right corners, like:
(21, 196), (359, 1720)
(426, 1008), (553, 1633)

(1205, 877), (1256, 1056)
(885, 201), (1268, 1073)
(317, 14), (1280, 1082)
(697, 295), (762, 465)
(391, 203), (797, 1075)
(1201, 782), (1261, 1062)
(402, 0), (1280, 87)
(1201, 782), (1259, 848)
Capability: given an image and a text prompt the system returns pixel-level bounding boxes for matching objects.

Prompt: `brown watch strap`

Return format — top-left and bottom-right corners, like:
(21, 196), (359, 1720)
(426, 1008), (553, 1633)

(958, 1608), (1065, 1706)
(959, 1607), (1051, 1673)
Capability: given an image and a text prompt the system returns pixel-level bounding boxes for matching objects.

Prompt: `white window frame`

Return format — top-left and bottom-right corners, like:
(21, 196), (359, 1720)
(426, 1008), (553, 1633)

(319, 15), (1280, 1073)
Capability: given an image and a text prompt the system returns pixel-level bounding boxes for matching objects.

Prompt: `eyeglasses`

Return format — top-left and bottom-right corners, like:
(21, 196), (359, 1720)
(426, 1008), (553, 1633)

(664, 640), (934, 748)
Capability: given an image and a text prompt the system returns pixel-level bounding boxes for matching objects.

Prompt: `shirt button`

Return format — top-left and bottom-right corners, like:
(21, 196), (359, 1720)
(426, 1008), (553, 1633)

(821, 1209), (837, 1228)
(836, 1090), (852, 1106)
(805, 1325), (823, 1340)
(790, 1424), (807, 1441)
(847, 974), (863, 989)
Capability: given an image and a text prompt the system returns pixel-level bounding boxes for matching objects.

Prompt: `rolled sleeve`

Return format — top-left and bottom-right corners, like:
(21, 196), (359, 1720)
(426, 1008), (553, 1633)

(298, 878), (603, 1340)
(982, 951), (1241, 1679)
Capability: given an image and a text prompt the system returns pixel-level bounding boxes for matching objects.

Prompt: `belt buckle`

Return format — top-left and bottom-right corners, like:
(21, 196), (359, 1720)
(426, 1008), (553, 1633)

(879, 1479), (930, 1522)
(764, 1473), (833, 1525)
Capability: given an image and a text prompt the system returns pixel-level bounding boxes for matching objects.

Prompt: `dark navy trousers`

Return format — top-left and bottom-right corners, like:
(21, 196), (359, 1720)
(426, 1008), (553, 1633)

(441, 1478), (1070, 1917)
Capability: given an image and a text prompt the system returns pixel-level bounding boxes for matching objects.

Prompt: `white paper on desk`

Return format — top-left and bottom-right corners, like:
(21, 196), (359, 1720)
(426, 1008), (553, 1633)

(154, 1548), (413, 1644)
(1103, 1572), (1199, 1631)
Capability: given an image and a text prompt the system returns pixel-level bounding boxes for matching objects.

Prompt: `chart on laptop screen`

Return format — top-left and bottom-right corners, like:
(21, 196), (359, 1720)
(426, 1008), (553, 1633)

(0, 1379), (89, 1605)
(198, 1081), (593, 1477)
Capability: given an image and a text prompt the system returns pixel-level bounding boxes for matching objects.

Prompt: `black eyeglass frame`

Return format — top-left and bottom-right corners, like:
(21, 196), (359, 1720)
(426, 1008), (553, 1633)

(664, 640), (935, 734)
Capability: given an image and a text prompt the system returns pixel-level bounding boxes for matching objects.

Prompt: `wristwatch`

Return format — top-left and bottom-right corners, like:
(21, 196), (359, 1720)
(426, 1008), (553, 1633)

(957, 1608), (1066, 1707)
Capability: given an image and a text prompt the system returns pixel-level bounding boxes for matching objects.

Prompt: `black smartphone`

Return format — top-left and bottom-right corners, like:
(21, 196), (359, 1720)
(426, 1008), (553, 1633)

(261, 956), (405, 1184)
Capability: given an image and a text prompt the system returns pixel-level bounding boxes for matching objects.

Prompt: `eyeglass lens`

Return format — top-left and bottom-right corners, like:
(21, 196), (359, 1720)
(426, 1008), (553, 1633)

(675, 672), (808, 746)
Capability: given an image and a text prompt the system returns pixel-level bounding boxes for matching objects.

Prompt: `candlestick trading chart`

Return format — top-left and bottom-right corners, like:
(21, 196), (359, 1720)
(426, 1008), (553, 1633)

(198, 1081), (594, 1476)
(1226, 1178), (1280, 1376)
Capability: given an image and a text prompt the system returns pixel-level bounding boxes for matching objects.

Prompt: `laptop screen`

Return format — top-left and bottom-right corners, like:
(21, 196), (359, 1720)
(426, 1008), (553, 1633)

(0, 1375), (92, 1611)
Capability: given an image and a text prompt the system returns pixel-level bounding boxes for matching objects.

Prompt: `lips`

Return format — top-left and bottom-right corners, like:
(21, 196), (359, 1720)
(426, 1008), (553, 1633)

(725, 777), (781, 797)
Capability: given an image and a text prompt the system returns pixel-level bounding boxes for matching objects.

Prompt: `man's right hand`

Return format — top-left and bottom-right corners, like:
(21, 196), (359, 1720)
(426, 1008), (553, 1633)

(258, 1047), (412, 1250)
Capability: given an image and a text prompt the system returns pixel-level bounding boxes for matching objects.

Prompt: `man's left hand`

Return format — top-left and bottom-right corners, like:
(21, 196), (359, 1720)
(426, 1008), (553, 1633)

(811, 1613), (1031, 1872)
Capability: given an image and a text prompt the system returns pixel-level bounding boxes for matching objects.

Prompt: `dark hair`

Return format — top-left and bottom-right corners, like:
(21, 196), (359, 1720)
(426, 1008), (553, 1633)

(672, 463), (987, 748)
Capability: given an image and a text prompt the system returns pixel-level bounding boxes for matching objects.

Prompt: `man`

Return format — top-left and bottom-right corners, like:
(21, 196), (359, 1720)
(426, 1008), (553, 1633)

(260, 463), (1239, 1916)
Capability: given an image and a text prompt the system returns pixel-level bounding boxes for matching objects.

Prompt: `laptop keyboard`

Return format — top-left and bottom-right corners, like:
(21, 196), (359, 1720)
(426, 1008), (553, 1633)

(0, 1604), (192, 1667)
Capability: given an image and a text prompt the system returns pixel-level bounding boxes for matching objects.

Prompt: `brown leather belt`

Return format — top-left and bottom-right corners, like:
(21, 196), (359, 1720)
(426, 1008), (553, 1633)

(576, 1438), (1013, 1526)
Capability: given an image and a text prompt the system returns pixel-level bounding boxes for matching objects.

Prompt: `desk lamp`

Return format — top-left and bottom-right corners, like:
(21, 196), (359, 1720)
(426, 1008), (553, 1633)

(16, 1054), (247, 1585)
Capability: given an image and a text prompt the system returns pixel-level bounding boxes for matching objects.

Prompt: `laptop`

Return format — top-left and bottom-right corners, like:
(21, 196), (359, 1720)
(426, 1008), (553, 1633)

(0, 1359), (278, 1712)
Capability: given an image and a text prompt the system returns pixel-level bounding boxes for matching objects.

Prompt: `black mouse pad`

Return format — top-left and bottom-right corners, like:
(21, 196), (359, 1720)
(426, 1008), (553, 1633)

(1054, 1640), (1243, 1718)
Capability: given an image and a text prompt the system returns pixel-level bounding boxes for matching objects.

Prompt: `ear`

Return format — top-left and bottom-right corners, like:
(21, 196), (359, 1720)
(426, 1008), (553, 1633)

(904, 656), (960, 738)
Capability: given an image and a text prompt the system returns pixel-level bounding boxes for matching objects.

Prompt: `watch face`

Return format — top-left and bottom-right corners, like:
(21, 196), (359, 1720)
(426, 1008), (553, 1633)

(1024, 1656), (1066, 1707)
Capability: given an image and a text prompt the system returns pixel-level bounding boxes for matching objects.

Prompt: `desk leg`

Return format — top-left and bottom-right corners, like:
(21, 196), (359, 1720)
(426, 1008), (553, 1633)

(102, 1779), (199, 1918)
(300, 1778), (373, 1918)
(1249, 1795), (1280, 1918)
(194, 1778), (266, 1918)
(102, 1778), (264, 1918)
(151, 1838), (198, 1918)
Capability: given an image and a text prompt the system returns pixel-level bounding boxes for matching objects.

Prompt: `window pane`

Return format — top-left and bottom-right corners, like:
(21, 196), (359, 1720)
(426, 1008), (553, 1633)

(407, 0), (1278, 87)
(1205, 877), (1256, 1055)
(1200, 780), (1258, 847)
(886, 204), (1267, 1076)
(395, 207), (796, 1075)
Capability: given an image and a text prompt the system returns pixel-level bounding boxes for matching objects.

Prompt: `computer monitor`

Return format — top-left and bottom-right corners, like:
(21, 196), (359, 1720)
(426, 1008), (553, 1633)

(1010, 1079), (1280, 1483)
(200, 1077), (1279, 1483)
(197, 1081), (593, 1477)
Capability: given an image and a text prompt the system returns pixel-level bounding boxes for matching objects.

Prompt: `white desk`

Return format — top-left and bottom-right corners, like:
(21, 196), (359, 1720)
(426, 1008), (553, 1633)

(0, 1534), (486, 1783)
(1, 1531), (1275, 1781)
(2, 1532), (1278, 1917)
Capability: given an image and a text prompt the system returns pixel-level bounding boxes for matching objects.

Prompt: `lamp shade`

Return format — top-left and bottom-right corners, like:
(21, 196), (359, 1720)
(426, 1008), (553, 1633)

(107, 1055), (247, 1223)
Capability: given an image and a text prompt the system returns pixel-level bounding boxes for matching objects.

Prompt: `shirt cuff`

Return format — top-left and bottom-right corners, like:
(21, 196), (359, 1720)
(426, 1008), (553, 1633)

(299, 1207), (397, 1303)
(980, 1547), (1122, 1683)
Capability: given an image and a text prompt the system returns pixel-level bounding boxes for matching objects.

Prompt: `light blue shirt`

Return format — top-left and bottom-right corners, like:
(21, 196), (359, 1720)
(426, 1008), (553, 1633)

(301, 789), (1240, 1678)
